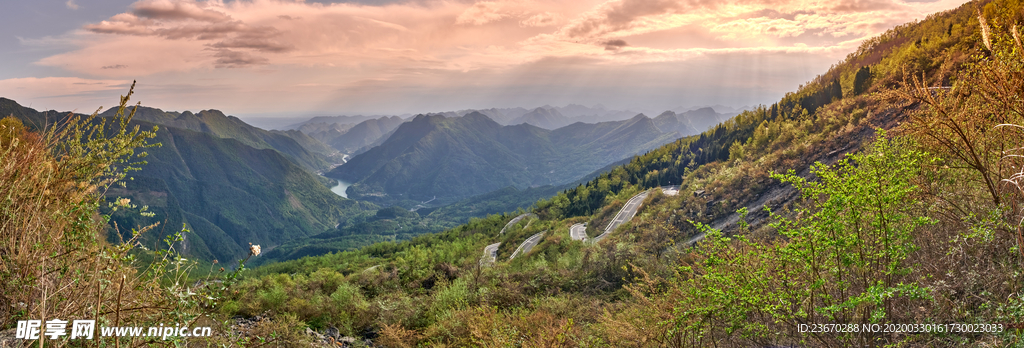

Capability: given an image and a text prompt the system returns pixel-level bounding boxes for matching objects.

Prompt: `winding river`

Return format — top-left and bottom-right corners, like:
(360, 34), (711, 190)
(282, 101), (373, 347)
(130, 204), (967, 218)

(330, 179), (352, 198)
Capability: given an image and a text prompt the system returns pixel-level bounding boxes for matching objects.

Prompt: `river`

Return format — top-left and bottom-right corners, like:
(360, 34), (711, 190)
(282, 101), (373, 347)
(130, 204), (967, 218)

(329, 179), (352, 198)
(326, 154), (351, 198)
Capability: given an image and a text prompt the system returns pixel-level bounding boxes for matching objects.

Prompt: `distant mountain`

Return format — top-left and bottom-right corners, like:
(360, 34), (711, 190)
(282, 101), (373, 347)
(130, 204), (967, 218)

(296, 116), (406, 155)
(447, 105), (646, 126)
(508, 107), (573, 129)
(461, 108), (517, 124)
(0, 98), (372, 261)
(286, 105), (657, 139)
(672, 105), (751, 117)
(283, 115), (386, 130)
(652, 111), (701, 136)
(552, 103), (604, 118)
(326, 112), (681, 202)
(678, 107), (732, 132)
(98, 106), (340, 172)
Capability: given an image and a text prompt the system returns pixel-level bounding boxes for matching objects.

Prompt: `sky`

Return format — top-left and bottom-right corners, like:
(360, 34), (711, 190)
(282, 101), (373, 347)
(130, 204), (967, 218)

(0, 0), (972, 122)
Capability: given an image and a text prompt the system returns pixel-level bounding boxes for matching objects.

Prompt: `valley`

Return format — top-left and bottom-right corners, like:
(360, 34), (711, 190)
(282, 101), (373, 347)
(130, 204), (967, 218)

(4, 0), (1024, 347)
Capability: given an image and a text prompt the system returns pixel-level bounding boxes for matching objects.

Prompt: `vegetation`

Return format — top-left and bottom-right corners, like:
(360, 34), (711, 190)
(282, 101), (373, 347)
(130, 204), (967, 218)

(2, 98), (378, 262)
(102, 105), (343, 172)
(0, 84), (309, 346)
(219, 1), (1024, 346)
(6, 0), (1024, 346)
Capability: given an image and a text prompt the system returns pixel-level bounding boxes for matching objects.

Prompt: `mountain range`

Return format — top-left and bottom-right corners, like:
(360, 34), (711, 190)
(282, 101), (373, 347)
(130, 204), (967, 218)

(326, 111), (692, 202)
(0, 99), (372, 261)
(298, 116), (406, 155)
(99, 106), (342, 172)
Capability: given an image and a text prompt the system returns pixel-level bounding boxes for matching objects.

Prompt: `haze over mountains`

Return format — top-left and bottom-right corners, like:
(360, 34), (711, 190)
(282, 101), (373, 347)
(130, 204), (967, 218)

(0, 98), (373, 262)
(0, 93), (744, 262)
(326, 111), (690, 202)
(99, 106), (344, 172)
(287, 104), (740, 159)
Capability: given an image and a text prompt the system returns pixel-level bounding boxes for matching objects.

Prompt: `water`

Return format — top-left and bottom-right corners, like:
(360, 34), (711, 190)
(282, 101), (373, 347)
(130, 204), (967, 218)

(327, 154), (352, 198)
(330, 179), (352, 198)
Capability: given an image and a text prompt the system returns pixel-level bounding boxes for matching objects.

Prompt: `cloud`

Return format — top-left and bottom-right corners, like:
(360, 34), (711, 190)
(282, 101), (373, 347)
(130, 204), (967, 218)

(209, 35), (293, 52)
(82, 1), (296, 67)
(0, 77), (130, 111)
(559, 0), (697, 40)
(210, 48), (269, 68)
(14, 0), (972, 115)
(66, 0), (79, 10)
(456, 1), (522, 25)
(130, 0), (232, 22)
(832, 0), (901, 12)
(603, 39), (628, 50)
(520, 12), (560, 27)
(85, 13), (155, 36)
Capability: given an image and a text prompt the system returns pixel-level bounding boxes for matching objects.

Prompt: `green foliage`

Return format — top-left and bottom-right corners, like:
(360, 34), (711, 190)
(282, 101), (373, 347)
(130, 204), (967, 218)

(0, 115), (24, 147)
(0, 84), (301, 346)
(771, 132), (935, 324)
(659, 134), (935, 346)
(208, 2), (1024, 346)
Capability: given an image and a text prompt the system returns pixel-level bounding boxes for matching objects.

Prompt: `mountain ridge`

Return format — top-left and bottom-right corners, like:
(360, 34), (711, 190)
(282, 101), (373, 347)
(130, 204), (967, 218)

(327, 111), (683, 202)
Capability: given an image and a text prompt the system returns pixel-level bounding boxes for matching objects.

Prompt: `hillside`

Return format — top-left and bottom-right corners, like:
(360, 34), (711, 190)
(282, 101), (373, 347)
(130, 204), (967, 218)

(300, 116), (406, 154)
(98, 106), (341, 172)
(0, 99), (374, 262)
(228, 0), (1024, 346)
(327, 111), (681, 203)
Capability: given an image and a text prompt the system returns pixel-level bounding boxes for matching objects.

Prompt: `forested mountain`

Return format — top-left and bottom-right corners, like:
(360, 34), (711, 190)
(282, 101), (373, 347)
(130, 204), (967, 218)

(222, 0), (1024, 346)
(97, 106), (341, 172)
(10, 0), (1024, 346)
(285, 104), (669, 139)
(299, 116), (406, 155)
(327, 111), (681, 203)
(0, 99), (374, 262)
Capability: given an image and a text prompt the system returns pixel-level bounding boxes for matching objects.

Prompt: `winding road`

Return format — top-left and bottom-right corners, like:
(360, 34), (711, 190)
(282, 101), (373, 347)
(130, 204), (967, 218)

(480, 242), (501, 264)
(591, 186), (680, 243)
(593, 191), (649, 242)
(569, 223), (587, 241)
(500, 213), (534, 234)
(509, 232), (545, 260)
(485, 186), (682, 264)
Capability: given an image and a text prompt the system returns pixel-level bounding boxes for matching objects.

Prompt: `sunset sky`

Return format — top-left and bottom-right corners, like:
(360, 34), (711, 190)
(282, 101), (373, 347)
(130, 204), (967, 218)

(0, 0), (971, 122)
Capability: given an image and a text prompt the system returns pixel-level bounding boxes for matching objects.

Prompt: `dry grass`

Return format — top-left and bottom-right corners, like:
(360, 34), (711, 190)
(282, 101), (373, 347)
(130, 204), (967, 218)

(0, 84), (279, 347)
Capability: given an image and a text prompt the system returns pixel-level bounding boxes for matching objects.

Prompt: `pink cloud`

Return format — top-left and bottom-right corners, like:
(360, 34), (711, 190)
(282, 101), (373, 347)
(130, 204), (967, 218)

(131, 0), (232, 22)
(10, 0), (972, 114)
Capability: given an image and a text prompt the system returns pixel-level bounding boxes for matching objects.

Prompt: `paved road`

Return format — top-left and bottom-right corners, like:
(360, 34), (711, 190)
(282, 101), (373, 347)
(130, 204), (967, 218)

(590, 186), (679, 243)
(510, 232), (545, 260)
(593, 191), (649, 242)
(569, 223), (587, 241)
(480, 242), (501, 265)
(499, 213), (534, 234)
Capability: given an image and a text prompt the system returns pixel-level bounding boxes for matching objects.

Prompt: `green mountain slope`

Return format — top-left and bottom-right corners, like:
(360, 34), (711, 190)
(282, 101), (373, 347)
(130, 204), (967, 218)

(293, 116), (406, 155)
(0, 100), (373, 261)
(108, 121), (375, 261)
(328, 112), (679, 203)
(99, 106), (340, 172)
(326, 116), (405, 154)
(227, 1), (1024, 345)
